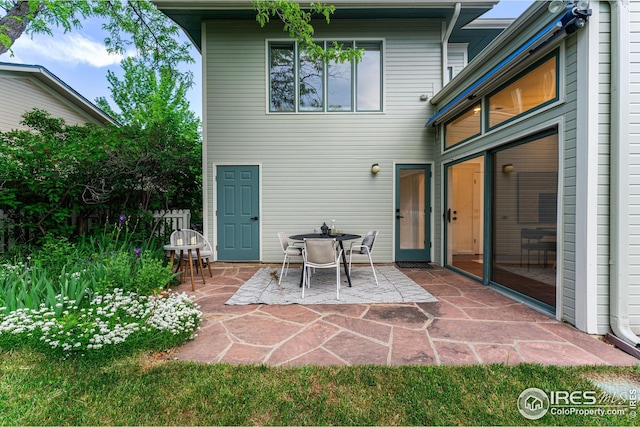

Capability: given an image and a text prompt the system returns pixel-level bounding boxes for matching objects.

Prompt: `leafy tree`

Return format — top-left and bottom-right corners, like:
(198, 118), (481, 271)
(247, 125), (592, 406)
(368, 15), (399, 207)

(0, 0), (193, 74)
(95, 57), (201, 214)
(253, 0), (362, 63)
(95, 57), (199, 139)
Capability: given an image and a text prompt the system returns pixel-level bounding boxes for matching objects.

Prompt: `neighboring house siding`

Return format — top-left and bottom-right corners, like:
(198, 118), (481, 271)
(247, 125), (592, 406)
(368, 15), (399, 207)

(629, 0), (640, 333)
(0, 75), (96, 131)
(204, 19), (439, 263)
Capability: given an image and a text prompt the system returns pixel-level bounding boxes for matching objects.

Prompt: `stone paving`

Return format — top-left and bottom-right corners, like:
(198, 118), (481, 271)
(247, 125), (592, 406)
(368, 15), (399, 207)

(170, 263), (639, 366)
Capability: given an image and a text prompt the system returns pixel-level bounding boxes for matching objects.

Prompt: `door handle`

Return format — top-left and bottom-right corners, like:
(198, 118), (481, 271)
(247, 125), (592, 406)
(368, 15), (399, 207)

(251, 216), (259, 221)
(396, 215), (404, 219)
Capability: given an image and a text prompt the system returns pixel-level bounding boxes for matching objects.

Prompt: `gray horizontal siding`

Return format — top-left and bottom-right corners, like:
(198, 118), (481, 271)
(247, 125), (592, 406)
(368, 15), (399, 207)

(630, 0), (640, 332)
(597, 5), (612, 334)
(204, 19), (441, 263)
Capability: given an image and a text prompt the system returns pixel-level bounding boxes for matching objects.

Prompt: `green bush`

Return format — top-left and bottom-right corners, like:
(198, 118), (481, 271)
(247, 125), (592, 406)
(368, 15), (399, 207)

(91, 249), (174, 295)
(29, 236), (83, 276)
(0, 109), (202, 245)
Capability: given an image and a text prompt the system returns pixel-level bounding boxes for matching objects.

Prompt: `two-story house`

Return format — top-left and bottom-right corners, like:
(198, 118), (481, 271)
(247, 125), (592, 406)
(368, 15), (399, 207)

(154, 0), (640, 357)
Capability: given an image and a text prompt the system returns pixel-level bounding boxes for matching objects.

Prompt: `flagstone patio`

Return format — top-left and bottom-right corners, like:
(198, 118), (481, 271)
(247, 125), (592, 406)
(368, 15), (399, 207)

(169, 263), (638, 366)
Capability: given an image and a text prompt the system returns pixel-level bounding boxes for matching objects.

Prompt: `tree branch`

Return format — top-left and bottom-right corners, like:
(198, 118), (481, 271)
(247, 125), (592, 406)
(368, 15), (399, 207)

(0, 1), (44, 55)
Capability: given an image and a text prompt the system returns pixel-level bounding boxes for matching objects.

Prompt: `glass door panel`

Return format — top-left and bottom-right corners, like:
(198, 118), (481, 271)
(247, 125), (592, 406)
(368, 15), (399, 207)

(395, 164), (431, 262)
(491, 133), (558, 308)
(445, 157), (484, 278)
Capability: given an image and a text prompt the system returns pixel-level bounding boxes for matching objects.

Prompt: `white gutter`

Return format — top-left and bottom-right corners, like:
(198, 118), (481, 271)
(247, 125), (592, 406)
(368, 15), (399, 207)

(441, 3), (461, 85)
(608, 0), (640, 349)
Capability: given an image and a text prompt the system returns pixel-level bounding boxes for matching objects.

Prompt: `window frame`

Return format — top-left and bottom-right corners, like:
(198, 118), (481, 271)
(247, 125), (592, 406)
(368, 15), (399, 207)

(327, 40), (355, 112)
(268, 41), (297, 113)
(441, 49), (560, 152)
(486, 51), (559, 130)
(267, 39), (384, 114)
(355, 41), (383, 113)
(443, 102), (482, 150)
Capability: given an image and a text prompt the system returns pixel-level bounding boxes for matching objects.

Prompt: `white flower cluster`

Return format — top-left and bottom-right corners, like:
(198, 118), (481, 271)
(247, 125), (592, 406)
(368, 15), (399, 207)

(0, 262), (23, 275)
(0, 289), (201, 356)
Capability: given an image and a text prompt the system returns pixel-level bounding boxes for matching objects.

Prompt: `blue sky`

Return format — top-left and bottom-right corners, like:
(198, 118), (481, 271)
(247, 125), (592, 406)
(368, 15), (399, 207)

(1, 1), (534, 121)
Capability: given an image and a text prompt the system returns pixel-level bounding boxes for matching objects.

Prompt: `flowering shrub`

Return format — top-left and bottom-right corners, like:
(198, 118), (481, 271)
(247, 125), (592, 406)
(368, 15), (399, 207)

(0, 289), (201, 359)
(0, 215), (197, 359)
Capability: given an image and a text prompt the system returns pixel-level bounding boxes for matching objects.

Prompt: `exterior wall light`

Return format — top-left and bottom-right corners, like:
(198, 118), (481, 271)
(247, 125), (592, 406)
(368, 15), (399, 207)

(502, 164), (514, 174)
(371, 163), (381, 174)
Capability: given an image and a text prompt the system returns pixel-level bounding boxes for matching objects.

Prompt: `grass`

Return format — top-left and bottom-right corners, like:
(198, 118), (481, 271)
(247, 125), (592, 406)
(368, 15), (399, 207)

(0, 349), (638, 426)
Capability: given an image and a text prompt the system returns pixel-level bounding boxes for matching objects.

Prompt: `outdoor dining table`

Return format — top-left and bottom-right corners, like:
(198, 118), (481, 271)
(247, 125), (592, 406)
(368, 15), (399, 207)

(163, 241), (206, 291)
(289, 233), (361, 288)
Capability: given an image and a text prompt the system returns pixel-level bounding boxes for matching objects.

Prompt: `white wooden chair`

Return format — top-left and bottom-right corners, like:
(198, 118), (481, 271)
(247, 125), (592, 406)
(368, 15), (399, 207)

(170, 229), (213, 276)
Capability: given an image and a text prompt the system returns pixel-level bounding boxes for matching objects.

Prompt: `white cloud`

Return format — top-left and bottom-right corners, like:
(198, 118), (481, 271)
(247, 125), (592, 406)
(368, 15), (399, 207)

(10, 32), (134, 68)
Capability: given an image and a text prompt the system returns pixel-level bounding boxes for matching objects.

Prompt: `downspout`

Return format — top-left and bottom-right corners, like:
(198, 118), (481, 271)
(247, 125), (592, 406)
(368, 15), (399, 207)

(442, 3), (461, 85)
(607, 0), (640, 354)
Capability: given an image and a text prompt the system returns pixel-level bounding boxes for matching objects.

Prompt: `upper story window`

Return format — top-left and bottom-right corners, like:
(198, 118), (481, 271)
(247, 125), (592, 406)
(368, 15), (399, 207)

(445, 103), (481, 149)
(487, 54), (558, 128)
(268, 40), (383, 113)
(442, 50), (559, 151)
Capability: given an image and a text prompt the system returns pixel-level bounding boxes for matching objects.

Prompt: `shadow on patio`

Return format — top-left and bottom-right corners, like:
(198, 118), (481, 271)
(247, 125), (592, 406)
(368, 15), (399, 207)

(168, 263), (638, 366)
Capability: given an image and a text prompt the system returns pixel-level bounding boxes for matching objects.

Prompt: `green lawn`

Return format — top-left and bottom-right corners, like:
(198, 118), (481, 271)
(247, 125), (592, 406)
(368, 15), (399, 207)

(0, 349), (638, 426)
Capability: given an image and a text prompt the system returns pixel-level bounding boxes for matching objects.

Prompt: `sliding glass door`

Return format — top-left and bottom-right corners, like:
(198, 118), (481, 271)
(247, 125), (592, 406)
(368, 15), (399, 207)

(491, 133), (558, 309)
(444, 130), (558, 311)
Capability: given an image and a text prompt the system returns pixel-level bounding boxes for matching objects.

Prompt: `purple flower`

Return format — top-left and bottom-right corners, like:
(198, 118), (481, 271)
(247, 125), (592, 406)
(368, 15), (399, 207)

(134, 248), (141, 258)
(119, 215), (127, 223)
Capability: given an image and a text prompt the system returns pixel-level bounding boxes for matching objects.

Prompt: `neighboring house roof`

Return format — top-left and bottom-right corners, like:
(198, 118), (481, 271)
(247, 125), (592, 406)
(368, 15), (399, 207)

(0, 62), (117, 131)
(154, 0), (505, 59)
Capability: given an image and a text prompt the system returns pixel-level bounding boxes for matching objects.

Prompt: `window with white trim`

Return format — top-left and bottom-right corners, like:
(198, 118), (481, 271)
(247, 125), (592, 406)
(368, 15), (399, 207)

(268, 40), (383, 113)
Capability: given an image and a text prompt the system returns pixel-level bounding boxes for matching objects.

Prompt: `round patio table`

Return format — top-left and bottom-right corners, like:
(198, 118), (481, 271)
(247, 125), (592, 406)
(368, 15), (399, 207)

(289, 233), (361, 288)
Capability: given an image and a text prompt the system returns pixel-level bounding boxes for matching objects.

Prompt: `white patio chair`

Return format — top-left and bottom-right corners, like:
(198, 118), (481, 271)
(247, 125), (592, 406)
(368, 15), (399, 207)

(170, 229), (214, 277)
(302, 238), (342, 300)
(347, 230), (379, 285)
(277, 232), (303, 285)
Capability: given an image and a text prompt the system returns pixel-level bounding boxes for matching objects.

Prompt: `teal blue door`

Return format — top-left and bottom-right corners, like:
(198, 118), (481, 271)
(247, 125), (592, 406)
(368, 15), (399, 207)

(216, 165), (260, 261)
(395, 164), (431, 262)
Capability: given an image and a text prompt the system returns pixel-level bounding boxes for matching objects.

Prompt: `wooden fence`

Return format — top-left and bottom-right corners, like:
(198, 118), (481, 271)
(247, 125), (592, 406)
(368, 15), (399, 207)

(0, 209), (191, 253)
